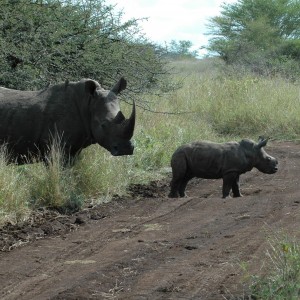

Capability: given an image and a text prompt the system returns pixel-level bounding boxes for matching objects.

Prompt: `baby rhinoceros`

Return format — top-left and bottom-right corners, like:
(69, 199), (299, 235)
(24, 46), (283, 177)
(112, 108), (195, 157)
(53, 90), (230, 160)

(168, 137), (278, 199)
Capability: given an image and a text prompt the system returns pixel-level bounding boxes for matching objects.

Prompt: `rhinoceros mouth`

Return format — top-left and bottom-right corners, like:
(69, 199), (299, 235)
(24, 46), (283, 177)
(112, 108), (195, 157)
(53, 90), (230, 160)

(266, 166), (278, 174)
(258, 164), (278, 174)
(110, 143), (134, 156)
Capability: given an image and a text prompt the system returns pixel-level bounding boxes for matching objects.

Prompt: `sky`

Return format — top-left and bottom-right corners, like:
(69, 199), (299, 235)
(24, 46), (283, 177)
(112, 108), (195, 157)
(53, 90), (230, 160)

(106, 0), (237, 57)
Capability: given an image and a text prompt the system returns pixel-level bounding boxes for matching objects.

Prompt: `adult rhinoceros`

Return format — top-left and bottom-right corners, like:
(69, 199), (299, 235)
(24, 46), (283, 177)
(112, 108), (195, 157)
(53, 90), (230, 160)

(0, 77), (135, 164)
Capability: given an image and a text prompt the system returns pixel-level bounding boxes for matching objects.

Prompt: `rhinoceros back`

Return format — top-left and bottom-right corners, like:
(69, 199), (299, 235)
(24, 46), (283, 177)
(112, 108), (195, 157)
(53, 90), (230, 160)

(0, 86), (65, 160)
(0, 87), (44, 142)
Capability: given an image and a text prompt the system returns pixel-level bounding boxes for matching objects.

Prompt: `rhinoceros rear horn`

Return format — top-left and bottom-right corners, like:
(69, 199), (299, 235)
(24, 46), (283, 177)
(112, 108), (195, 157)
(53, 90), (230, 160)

(122, 100), (136, 139)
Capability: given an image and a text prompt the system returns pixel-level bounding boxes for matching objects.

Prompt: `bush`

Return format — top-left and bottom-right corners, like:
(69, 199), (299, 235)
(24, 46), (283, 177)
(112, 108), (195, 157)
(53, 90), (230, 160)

(0, 0), (170, 96)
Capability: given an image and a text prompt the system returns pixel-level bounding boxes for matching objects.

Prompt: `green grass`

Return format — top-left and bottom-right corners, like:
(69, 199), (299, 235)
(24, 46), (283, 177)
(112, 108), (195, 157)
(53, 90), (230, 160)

(250, 234), (300, 299)
(0, 146), (30, 226)
(73, 145), (135, 201)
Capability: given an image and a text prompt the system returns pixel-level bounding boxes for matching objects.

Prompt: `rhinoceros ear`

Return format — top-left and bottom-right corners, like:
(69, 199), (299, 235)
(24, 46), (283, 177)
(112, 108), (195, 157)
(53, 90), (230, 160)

(85, 80), (98, 96)
(257, 136), (268, 148)
(111, 77), (127, 95)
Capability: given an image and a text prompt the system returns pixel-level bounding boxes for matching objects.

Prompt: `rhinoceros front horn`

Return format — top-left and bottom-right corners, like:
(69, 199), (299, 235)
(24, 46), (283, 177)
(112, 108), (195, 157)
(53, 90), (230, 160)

(122, 100), (136, 139)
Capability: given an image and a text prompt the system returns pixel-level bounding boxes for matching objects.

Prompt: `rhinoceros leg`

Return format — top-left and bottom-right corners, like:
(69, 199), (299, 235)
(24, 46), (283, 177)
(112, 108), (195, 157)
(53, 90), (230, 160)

(169, 173), (193, 198)
(178, 175), (193, 197)
(232, 175), (242, 197)
(169, 178), (180, 198)
(222, 172), (238, 198)
(169, 152), (188, 198)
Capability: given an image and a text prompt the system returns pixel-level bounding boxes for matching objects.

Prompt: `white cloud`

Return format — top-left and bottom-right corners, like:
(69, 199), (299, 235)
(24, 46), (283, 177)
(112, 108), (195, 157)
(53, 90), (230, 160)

(107, 0), (237, 56)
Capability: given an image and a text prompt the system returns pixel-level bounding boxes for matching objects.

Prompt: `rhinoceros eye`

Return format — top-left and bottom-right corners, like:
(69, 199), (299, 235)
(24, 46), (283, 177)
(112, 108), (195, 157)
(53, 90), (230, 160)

(101, 122), (107, 130)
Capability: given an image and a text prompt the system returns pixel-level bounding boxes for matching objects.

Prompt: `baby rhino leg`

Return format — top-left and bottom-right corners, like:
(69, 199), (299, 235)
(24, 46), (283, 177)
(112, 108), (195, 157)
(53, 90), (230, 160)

(232, 175), (242, 197)
(169, 152), (187, 198)
(222, 172), (239, 198)
(178, 175), (193, 197)
(169, 178), (181, 198)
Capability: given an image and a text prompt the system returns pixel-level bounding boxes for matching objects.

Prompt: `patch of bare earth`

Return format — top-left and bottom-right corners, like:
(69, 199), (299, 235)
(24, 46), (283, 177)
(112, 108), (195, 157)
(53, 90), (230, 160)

(1, 141), (300, 299)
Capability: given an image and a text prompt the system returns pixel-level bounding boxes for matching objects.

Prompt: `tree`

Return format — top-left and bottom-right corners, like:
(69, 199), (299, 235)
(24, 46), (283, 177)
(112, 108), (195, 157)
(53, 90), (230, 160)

(206, 0), (300, 76)
(165, 40), (198, 59)
(0, 0), (170, 97)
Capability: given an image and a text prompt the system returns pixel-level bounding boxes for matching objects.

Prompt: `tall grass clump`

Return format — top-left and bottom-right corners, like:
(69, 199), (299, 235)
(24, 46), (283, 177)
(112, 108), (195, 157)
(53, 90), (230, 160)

(166, 58), (300, 141)
(73, 145), (135, 202)
(250, 234), (300, 299)
(28, 135), (83, 213)
(0, 146), (30, 225)
(204, 76), (300, 139)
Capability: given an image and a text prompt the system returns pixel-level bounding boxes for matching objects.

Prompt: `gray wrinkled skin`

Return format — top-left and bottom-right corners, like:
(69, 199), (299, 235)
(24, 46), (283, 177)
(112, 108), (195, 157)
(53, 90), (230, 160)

(169, 137), (278, 199)
(0, 77), (135, 164)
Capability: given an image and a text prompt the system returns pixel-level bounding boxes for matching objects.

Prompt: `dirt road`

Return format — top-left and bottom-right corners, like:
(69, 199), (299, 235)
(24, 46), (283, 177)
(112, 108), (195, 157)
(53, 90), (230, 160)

(1, 141), (300, 299)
